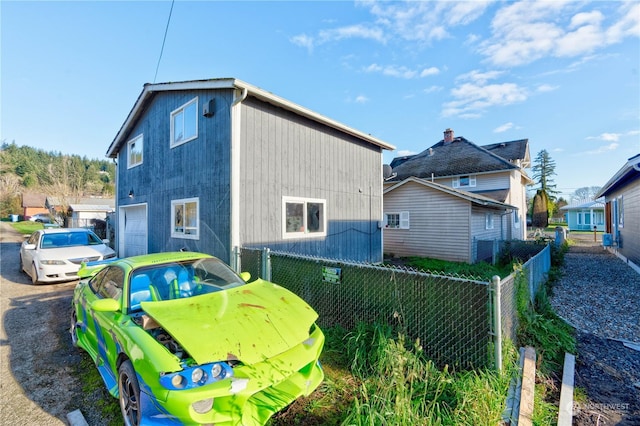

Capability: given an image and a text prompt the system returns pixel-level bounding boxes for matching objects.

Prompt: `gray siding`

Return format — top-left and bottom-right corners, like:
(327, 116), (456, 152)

(238, 97), (384, 262)
(383, 181), (471, 262)
(116, 89), (235, 262)
(609, 180), (640, 267)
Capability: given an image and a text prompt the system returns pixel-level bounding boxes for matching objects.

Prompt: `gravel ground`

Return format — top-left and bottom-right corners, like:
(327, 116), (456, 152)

(0, 223), (117, 426)
(551, 233), (640, 426)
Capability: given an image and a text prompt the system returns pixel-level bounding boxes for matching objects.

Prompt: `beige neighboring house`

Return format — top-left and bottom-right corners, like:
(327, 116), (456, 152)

(383, 177), (516, 263)
(384, 128), (532, 262)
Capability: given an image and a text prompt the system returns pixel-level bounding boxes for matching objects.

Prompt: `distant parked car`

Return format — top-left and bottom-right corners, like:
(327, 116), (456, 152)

(28, 213), (52, 223)
(70, 251), (325, 426)
(20, 228), (116, 284)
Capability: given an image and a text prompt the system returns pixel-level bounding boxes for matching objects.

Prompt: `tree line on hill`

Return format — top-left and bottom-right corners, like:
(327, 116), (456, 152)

(0, 141), (115, 217)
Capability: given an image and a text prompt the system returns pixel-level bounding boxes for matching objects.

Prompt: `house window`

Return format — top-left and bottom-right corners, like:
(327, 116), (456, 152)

(617, 196), (624, 228)
(127, 135), (143, 168)
(171, 197), (199, 239)
(170, 97), (198, 147)
(485, 213), (494, 229)
(577, 212), (583, 225)
(385, 212), (410, 229)
(283, 197), (326, 239)
(514, 211), (520, 228)
(452, 175), (476, 188)
(595, 212), (604, 225)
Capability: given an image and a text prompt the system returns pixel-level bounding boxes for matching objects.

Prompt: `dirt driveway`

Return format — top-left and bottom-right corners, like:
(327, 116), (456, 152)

(0, 223), (115, 425)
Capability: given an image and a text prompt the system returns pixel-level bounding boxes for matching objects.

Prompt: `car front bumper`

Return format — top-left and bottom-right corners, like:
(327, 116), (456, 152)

(140, 325), (325, 425)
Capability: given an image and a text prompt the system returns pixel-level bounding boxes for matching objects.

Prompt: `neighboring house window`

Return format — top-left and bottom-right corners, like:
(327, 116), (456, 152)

(127, 135), (143, 168)
(485, 213), (494, 229)
(595, 211), (604, 225)
(452, 175), (476, 189)
(584, 212), (591, 225)
(385, 212), (410, 229)
(171, 197), (199, 239)
(514, 211), (520, 228)
(283, 197), (326, 239)
(577, 212), (583, 225)
(170, 97), (198, 147)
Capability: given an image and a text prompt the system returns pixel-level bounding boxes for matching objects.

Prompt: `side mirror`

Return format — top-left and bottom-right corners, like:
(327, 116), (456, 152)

(239, 271), (251, 282)
(102, 239), (110, 244)
(22, 243), (36, 250)
(91, 298), (120, 312)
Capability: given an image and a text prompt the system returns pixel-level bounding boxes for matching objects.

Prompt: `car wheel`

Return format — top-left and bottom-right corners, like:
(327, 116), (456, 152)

(70, 309), (79, 348)
(31, 263), (40, 285)
(118, 360), (141, 426)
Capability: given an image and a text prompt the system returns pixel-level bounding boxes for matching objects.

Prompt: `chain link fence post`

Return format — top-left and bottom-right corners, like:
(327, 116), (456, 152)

(262, 247), (271, 282)
(492, 275), (503, 372)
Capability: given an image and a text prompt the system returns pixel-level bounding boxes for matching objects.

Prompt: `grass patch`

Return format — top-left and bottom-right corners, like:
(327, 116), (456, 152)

(272, 323), (516, 426)
(10, 221), (44, 235)
(391, 257), (513, 281)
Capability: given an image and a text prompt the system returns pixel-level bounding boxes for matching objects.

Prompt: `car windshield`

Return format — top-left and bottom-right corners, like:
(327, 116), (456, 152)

(128, 258), (247, 311)
(40, 232), (102, 248)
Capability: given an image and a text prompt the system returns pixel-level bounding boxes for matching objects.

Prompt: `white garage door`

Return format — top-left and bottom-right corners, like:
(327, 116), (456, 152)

(119, 204), (147, 257)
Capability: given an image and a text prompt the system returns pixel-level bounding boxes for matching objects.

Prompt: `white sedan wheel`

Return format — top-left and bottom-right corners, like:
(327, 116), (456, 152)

(31, 263), (39, 285)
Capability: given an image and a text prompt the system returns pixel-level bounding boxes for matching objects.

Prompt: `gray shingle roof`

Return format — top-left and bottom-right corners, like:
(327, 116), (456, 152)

(390, 137), (522, 181)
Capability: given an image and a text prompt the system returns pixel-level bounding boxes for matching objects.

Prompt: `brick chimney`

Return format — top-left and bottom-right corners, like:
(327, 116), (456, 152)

(443, 128), (454, 144)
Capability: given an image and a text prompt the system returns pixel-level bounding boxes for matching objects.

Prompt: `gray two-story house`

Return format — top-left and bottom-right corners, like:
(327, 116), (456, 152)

(107, 78), (395, 264)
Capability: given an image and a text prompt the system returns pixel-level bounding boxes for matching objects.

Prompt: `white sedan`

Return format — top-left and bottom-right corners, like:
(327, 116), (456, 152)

(20, 228), (116, 284)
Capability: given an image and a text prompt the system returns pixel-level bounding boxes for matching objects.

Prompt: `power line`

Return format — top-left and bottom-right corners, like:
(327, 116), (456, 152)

(153, 0), (175, 83)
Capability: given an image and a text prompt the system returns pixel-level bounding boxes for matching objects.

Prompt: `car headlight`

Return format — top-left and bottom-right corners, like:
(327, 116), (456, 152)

(104, 253), (116, 259)
(191, 368), (207, 384)
(40, 260), (66, 265)
(160, 362), (233, 390)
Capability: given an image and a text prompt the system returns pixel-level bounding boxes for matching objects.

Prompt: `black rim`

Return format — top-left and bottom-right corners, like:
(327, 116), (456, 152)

(119, 370), (139, 426)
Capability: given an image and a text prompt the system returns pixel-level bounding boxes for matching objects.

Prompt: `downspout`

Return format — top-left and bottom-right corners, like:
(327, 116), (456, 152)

(230, 87), (248, 269)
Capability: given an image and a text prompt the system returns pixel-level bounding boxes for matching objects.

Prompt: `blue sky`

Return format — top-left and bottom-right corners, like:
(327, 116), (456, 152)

(2, 0), (639, 200)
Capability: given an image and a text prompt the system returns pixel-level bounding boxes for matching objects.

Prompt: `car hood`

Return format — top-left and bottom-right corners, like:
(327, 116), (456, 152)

(140, 280), (318, 365)
(37, 245), (115, 261)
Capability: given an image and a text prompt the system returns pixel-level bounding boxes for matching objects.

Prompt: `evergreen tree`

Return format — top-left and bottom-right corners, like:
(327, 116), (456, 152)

(531, 149), (559, 200)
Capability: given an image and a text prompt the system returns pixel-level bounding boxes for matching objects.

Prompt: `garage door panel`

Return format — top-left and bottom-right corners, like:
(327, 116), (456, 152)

(120, 205), (147, 257)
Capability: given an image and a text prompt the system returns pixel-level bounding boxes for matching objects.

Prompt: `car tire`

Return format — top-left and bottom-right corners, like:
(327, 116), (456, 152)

(118, 360), (141, 426)
(70, 309), (79, 348)
(31, 263), (39, 285)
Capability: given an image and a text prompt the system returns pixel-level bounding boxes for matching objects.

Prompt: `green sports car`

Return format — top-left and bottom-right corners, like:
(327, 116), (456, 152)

(70, 251), (324, 425)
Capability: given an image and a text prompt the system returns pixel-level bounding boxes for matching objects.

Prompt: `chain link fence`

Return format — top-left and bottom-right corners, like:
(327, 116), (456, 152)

(238, 241), (550, 371)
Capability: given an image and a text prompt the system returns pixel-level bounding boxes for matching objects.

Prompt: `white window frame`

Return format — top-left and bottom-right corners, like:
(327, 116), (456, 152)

(513, 210), (520, 228)
(171, 197), (199, 239)
(617, 196), (624, 228)
(452, 175), (476, 189)
(170, 97), (198, 148)
(485, 213), (494, 230)
(384, 211), (410, 229)
(282, 196), (327, 239)
(127, 134), (143, 169)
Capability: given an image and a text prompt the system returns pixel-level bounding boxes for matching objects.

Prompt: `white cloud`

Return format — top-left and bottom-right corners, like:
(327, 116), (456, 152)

(585, 143), (619, 155)
(537, 84), (558, 93)
(494, 122), (514, 133)
(396, 149), (417, 157)
(480, 1), (640, 67)
(318, 24), (387, 44)
(290, 34), (315, 52)
(424, 85), (443, 94)
(443, 70), (527, 118)
(365, 63), (440, 79)
(355, 95), (370, 104)
(587, 132), (621, 142)
(420, 67), (440, 77)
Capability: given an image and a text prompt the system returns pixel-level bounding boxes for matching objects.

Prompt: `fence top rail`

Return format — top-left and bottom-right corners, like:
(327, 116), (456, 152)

(241, 247), (489, 285)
